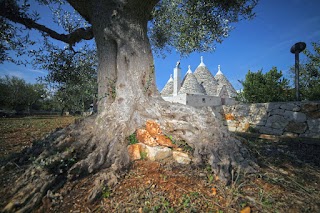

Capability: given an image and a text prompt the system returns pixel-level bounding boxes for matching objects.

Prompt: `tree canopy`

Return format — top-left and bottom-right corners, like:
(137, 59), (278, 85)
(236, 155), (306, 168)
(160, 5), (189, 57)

(238, 67), (293, 103)
(0, 75), (46, 112)
(36, 43), (98, 114)
(1, 0), (258, 61)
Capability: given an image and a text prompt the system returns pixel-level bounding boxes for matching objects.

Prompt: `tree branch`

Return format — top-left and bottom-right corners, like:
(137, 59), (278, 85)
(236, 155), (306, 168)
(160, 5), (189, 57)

(0, 0), (94, 45)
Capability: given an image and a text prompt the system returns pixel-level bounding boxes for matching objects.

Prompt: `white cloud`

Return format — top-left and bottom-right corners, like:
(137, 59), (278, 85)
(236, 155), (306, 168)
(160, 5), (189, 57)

(0, 70), (24, 79)
(28, 69), (47, 75)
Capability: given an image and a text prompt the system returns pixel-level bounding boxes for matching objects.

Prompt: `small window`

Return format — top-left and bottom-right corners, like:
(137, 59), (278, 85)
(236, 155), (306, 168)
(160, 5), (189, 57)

(202, 98), (206, 103)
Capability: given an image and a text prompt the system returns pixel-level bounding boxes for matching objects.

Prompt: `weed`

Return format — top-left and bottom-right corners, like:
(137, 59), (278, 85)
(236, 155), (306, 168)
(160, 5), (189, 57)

(190, 192), (199, 198)
(165, 134), (176, 144)
(160, 174), (168, 182)
(182, 194), (191, 208)
(177, 140), (194, 153)
(208, 174), (214, 184)
(140, 151), (147, 160)
(102, 186), (112, 198)
(127, 132), (138, 145)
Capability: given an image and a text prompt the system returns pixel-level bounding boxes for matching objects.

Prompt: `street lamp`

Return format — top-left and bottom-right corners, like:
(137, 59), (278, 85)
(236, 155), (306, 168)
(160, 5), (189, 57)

(290, 42), (306, 101)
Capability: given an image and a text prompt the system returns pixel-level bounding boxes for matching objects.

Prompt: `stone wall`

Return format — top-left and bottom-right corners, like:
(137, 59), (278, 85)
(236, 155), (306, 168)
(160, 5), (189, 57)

(217, 101), (320, 138)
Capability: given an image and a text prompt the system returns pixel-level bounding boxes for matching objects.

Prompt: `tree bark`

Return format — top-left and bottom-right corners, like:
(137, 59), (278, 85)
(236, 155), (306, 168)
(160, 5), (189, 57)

(3, 0), (257, 212)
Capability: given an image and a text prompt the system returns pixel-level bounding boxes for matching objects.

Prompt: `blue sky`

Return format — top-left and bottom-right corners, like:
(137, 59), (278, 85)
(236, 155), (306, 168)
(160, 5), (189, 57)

(1, 0), (319, 91)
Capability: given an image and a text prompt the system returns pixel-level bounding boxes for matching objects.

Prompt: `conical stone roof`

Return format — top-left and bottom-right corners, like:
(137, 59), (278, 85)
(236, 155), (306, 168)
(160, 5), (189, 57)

(194, 57), (219, 96)
(214, 65), (237, 97)
(161, 74), (174, 96)
(179, 69), (206, 95)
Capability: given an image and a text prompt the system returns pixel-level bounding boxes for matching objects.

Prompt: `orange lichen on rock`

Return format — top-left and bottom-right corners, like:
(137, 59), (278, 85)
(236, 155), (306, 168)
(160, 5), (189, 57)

(155, 134), (177, 148)
(224, 113), (235, 120)
(146, 120), (162, 137)
(136, 129), (159, 147)
(127, 143), (145, 160)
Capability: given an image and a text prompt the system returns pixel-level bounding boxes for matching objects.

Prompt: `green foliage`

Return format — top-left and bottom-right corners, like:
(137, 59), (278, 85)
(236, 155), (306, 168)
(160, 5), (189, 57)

(291, 41), (320, 101)
(165, 134), (176, 144)
(128, 132), (139, 145)
(150, 0), (258, 55)
(239, 67), (293, 103)
(177, 140), (194, 153)
(1, 0), (259, 62)
(0, 75), (46, 112)
(35, 43), (98, 114)
(140, 151), (148, 160)
(102, 186), (112, 198)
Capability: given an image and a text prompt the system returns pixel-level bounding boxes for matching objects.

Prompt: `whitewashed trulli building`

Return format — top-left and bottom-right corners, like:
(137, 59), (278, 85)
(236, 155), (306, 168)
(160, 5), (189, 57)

(161, 57), (237, 107)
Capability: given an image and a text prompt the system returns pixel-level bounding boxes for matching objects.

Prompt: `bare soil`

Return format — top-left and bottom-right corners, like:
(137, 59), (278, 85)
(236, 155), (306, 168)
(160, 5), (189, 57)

(0, 116), (319, 212)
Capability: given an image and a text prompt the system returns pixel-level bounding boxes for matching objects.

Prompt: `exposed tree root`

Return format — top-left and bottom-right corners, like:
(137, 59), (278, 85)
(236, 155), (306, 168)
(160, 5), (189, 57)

(3, 98), (258, 212)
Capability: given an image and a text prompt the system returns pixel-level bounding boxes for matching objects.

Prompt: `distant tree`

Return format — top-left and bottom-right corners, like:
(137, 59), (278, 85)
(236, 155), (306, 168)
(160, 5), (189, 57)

(239, 67), (293, 103)
(291, 41), (320, 101)
(35, 43), (98, 115)
(0, 75), (46, 112)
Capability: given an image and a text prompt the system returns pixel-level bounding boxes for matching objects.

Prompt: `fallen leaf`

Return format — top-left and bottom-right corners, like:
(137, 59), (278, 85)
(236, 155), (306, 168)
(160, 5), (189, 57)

(212, 187), (217, 196)
(240, 206), (251, 213)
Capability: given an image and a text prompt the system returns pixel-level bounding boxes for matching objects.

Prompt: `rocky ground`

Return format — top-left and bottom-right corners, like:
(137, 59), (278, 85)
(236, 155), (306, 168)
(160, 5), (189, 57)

(0, 116), (319, 212)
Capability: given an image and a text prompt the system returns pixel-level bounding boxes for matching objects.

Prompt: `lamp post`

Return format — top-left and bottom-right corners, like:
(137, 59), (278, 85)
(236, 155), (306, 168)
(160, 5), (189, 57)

(290, 42), (306, 101)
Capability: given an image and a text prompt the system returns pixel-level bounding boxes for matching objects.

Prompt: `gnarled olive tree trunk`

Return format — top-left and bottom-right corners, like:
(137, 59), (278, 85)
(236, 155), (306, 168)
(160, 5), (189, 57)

(3, 1), (257, 212)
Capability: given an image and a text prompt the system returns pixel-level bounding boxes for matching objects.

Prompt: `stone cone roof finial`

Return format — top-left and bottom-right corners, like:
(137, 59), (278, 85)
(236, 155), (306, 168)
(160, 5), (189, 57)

(199, 56), (205, 66)
(187, 65), (192, 74)
(169, 74), (173, 81)
(217, 65), (223, 75)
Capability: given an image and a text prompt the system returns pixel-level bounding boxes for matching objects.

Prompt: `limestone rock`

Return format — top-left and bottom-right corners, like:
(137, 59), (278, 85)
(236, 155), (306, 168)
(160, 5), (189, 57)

(269, 109), (285, 115)
(285, 121), (307, 134)
(283, 111), (307, 123)
(145, 146), (172, 161)
(145, 120), (162, 137)
(307, 119), (320, 133)
(172, 151), (191, 164)
(155, 134), (177, 148)
(136, 129), (158, 147)
(259, 126), (283, 135)
(266, 115), (288, 129)
(306, 111), (320, 119)
(280, 102), (300, 111)
(266, 103), (281, 111)
(127, 143), (146, 161)
(302, 103), (319, 112)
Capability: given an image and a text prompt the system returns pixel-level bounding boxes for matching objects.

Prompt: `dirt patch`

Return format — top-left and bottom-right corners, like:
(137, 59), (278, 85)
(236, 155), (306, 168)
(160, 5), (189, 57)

(0, 115), (76, 158)
(0, 116), (320, 212)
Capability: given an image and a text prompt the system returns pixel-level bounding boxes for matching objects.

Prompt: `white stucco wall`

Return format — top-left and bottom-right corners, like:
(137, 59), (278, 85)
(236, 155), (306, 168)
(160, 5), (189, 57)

(185, 94), (222, 107)
(162, 94), (236, 107)
(162, 94), (187, 105)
